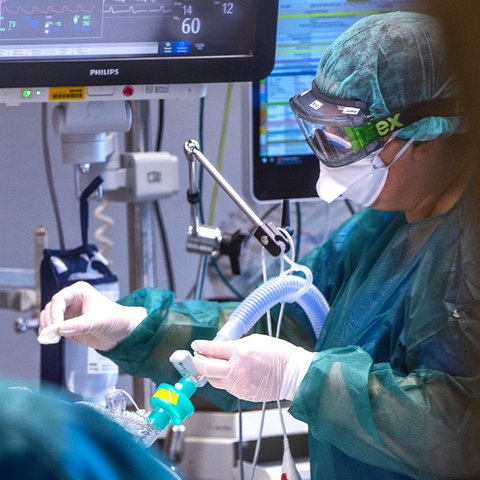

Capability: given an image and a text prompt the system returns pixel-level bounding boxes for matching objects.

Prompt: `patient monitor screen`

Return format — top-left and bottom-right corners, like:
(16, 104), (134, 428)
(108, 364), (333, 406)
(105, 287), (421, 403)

(0, 0), (277, 89)
(0, 1), (256, 60)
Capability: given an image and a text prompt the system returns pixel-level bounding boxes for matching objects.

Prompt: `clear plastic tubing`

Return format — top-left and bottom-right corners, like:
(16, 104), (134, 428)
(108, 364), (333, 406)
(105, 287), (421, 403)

(214, 275), (329, 341)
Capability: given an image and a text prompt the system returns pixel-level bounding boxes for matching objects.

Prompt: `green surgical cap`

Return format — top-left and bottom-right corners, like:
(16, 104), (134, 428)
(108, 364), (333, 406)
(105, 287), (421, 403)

(315, 11), (462, 140)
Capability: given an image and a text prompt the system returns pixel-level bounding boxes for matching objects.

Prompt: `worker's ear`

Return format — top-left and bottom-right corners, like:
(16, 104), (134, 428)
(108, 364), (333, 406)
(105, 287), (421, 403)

(411, 138), (440, 161)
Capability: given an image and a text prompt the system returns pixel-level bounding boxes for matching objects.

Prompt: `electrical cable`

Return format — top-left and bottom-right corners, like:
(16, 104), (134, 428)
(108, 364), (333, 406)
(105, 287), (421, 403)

(207, 82), (234, 225)
(295, 201), (302, 259)
(210, 258), (244, 300)
(41, 103), (65, 250)
(194, 255), (208, 301)
(152, 99), (176, 292)
(198, 97), (206, 224)
(190, 96), (209, 300)
(261, 203), (281, 222)
(246, 230), (307, 480)
(192, 84), (233, 299)
(237, 398), (245, 480)
(190, 85), (235, 299)
(246, 244), (282, 479)
(248, 401), (267, 480)
(155, 100), (165, 152)
(154, 201), (176, 292)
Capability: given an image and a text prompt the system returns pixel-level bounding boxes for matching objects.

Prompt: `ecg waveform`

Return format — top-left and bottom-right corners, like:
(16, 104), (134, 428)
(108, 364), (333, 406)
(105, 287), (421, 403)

(102, 0), (174, 16)
(1, 5), (97, 15)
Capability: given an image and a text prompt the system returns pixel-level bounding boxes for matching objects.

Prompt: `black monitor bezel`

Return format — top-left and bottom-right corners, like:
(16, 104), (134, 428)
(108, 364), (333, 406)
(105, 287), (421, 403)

(0, 1), (279, 88)
(251, 79), (320, 202)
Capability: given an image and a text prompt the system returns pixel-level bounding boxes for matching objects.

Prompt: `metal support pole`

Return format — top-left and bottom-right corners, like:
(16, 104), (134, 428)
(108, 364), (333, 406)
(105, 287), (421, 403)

(124, 100), (157, 409)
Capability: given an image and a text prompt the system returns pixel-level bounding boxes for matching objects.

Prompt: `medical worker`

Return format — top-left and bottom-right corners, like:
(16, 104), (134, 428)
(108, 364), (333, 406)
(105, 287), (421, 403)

(39, 12), (480, 479)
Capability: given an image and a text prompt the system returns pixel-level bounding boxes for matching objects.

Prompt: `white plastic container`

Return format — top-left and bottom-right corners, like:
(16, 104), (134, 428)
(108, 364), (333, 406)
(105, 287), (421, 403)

(64, 281), (120, 404)
(64, 340), (119, 404)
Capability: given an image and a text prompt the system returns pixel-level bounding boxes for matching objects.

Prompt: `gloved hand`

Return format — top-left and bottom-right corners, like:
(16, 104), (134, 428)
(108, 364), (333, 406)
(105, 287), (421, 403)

(38, 281), (147, 351)
(191, 334), (315, 402)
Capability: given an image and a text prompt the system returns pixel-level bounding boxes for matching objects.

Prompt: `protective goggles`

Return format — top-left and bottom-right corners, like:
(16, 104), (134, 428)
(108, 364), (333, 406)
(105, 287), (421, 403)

(289, 81), (461, 167)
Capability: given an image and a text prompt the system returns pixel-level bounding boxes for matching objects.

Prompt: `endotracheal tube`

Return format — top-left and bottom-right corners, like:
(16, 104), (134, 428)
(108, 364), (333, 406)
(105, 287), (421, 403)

(80, 266), (329, 448)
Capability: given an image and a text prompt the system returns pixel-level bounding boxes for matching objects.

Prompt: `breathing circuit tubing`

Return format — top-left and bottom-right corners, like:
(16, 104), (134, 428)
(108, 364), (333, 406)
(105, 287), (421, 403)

(215, 273), (329, 341)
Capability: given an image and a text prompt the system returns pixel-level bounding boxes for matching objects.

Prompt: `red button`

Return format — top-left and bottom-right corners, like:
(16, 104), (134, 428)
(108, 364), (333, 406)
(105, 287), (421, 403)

(123, 85), (134, 97)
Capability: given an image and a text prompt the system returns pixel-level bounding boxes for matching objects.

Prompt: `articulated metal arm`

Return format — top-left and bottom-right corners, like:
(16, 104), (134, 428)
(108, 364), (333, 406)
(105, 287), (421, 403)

(184, 139), (290, 258)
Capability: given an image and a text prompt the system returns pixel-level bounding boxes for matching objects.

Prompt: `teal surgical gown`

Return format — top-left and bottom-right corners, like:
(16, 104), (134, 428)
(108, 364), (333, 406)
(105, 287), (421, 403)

(103, 179), (480, 479)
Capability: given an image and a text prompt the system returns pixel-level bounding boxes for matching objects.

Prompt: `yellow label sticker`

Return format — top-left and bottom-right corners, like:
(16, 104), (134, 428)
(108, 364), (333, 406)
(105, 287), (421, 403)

(153, 388), (179, 405)
(49, 87), (86, 102)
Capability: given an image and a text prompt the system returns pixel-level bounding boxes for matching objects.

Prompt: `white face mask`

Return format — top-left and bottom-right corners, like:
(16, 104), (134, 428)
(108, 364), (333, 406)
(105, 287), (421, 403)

(316, 135), (416, 207)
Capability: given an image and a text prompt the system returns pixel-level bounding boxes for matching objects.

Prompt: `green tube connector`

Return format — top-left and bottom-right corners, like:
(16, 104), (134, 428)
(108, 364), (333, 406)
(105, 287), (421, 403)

(147, 377), (197, 431)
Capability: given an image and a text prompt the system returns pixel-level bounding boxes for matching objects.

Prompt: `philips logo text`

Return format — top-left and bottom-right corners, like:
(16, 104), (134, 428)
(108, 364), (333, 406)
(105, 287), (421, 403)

(90, 69), (120, 77)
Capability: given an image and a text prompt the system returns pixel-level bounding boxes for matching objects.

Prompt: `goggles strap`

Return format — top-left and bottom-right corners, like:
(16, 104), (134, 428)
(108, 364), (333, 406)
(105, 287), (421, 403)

(374, 97), (461, 137)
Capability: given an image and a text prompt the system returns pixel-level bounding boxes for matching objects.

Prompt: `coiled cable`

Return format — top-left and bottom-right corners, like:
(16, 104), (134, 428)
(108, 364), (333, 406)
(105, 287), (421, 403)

(93, 201), (114, 261)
